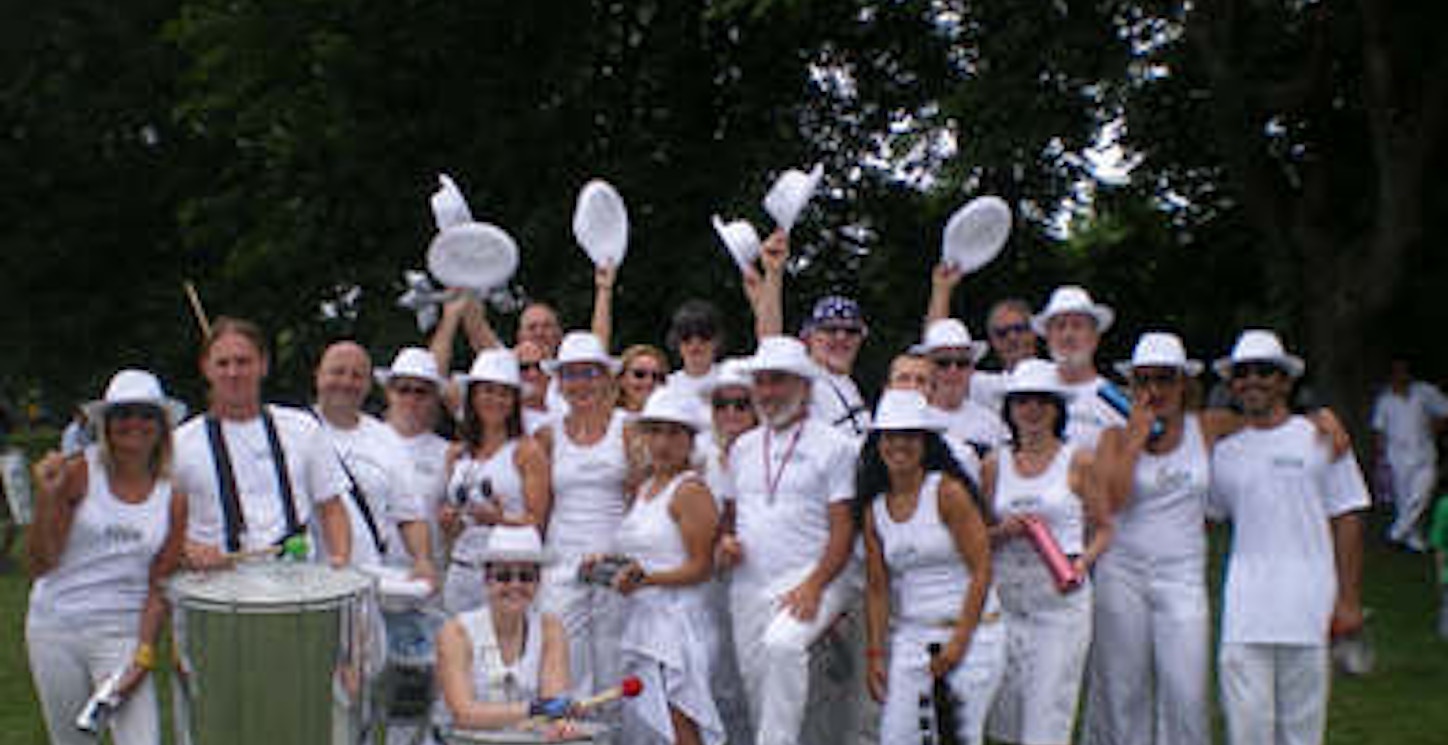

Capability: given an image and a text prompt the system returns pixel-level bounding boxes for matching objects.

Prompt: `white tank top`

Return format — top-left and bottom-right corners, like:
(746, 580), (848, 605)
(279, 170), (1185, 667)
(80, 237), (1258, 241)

(459, 607), (544, 703)
(872, 473), (998, 625)
(994, 443), (1084, 555)
(28, 447), (171, 629)
(546, 411), (628, 557)
(1115, 415), (1210, 560)
(616, 472), (706, 607)
(447, 440), (524, 562)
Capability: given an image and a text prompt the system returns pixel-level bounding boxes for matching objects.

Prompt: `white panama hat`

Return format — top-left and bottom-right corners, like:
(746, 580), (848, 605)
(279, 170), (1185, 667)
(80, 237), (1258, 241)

(712, 215), (762, 273)
(479, 525), (551, 565)
(763, 163), (824, 232)
(1213, 329), (1306, 379)
(573, 179), (629, 268)
(747, 336), (820, 381)
(912, 318), (989, 363)
(1004, 359), (1072, 398)
(375, 347), (444, 387)
(941, 195), (1012, 273)
(425, 173), (519, 292)
(455, 348), (522, 389)
(871, 389), (946, 432)
(635, 388), (708, 432)
(543, 332), (622, 375)
(701, 357), (755, 396)
(1031, 285), (1115, 336)
(84, 369), (186, 424)
(1113, 332), (1204, 378)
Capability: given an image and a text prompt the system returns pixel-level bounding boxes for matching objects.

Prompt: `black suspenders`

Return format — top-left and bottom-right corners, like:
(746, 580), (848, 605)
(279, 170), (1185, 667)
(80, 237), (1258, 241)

(308, 409), (387, 556)
(205, 408), (303, 552)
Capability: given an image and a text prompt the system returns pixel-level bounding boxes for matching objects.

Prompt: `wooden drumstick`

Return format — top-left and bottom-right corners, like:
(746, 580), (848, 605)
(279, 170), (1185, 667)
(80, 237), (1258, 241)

(521, 676), (643, 730)
(183, 280), (212, 339)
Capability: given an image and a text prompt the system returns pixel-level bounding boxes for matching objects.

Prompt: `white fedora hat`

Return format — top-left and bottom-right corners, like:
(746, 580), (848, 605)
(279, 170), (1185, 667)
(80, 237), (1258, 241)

(573, 179), (629, 268)
(85, 369), (187, 424)
(712, 215), (762, 273)
(427, 222), (520, 292)
(941, 195), (1012, 273)
(1213, 329), (1306, 379)
(912, 318), (988, 363)
(1113, 332), (1204, 378)
(636, 388), (708, 432)
(455, 348), (522, 389)
(543, 331), (621, 375)
(375, 347), (444, 387)
(1031, 285), (1115, 335)
(747, 336), (820, 381)
(871, 389), (946, 432)
(701, 357), (755, 396)
(763, 163), (824, 232)
(1004, 359), (1072, 398)
(430, 173), (475, 231)
(479, 525), (551, 565)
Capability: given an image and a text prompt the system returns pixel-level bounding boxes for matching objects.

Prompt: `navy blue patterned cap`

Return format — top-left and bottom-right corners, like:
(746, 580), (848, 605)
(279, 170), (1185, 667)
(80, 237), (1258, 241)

(802, 295), (867, 334)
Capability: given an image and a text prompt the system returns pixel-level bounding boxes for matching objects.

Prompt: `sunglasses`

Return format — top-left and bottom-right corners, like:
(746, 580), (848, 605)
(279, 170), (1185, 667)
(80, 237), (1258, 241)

(1132, 371), (1181, 387)
(486, 567), (539, 584)
(990, 322), (1031, 339)
(816, 325), (863, 338)
(106, 403), (163, 422)
(1009, 392), (1058, 406)
(390, 382), (435, 397)
(626, 368), (667, 383)
(1231, 361), (1283, 379)
(931, 356), (974, 370)
(519, 361), (542, 373)
(558, 366), (605, 382)
(712, 396), (753, 412)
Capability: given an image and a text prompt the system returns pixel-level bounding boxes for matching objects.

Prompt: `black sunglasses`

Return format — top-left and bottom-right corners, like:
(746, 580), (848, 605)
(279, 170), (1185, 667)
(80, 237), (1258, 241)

(487, 567), (540, 584)
(931, 356), (975, 370)
(989, 322), (1031, 339)
(712, 396), (753, 412)
(1132, 371), (1181, 387)
(626, 368), (667, 383)
(1231, 361), (1283, 379)
(106, 403), (163, 422)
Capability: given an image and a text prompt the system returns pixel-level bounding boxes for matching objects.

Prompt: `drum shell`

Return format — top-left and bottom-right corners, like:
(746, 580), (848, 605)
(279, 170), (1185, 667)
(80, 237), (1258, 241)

(438, 721), (607, 743)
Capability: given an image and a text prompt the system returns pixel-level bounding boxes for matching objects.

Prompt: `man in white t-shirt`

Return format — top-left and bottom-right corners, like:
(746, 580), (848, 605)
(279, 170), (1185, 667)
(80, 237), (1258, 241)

(916, 318), (1009, 459)
(1371, 357), (1448, 551)
(312, 341), (435, 583)
(1207, 330), (1367, 745)
(377, 347), (453, 567)
(718, 336), (860, 745)
(175, 317), (351, 567)
(1033, 285), (1126, 449)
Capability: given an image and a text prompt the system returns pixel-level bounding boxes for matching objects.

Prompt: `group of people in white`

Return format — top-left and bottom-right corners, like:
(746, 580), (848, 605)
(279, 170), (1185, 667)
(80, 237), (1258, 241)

(26, 230), (1369, 745)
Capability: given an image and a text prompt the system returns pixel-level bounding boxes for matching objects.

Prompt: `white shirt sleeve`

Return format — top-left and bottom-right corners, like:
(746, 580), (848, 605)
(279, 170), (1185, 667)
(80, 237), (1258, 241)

(1321, 449), (1371, 518)
(1369, 392), (1388, 433)
(299, 421), (349, 504)
(1421, 382), (1448, 419)
(824, 436), (857, 505)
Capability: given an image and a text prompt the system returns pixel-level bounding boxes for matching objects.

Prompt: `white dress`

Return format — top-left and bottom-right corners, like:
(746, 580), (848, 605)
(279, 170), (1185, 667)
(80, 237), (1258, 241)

(987, 444), (1092, 745)
(615, 472), (725, 745)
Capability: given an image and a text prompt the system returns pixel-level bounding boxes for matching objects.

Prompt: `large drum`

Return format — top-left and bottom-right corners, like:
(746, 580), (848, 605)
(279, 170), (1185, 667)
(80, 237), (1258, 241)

(379, 607), (444, 721)
(170, 562), (376, 745)
(437, 721), (607, 743)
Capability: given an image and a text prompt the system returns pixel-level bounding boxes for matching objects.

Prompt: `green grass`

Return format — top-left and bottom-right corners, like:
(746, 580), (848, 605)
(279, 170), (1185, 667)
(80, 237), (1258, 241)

(1, 510), (1445, 744)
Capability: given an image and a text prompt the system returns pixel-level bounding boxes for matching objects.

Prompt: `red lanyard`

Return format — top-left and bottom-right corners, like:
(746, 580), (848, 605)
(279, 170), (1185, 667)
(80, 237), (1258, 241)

(762, 421), (805, 505)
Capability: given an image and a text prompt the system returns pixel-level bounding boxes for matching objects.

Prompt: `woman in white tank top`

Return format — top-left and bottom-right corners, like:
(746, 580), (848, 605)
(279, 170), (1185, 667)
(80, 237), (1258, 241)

(982, 360), (1112, 745)
(26, 370), (188, 745)
(441, 349), (551, 614)
(859, 390), (1003, 745)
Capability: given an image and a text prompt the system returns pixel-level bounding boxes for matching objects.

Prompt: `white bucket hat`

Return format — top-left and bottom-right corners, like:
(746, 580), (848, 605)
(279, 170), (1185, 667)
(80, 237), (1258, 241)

(747, 336), (820, 381)
(941, 195), (1012, 273)
(375, 347), (444, 387)
(85, 369), (187, 424)
(701, 357), (755, 396)
(1113, 332), (1204, 378)
(1214, 329), (1305, 379)
(763, 163), (824, 232)
(712, 215), (762, 272)
(456, 348), (522, 389)
(1031, 285), (1115, 335)
(1004, 359), (1072, 398)
(543, 332), (621, 375)
(573, 179), (629, 268)
(871, 389), (946, 432)
(912, 318), (988, 362)
(479, 525), (551, 565)
(635, 388), (708, 432)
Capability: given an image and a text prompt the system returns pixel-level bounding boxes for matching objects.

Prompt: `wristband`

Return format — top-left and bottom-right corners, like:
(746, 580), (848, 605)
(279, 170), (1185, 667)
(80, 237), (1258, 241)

(132, 643), (156, 671)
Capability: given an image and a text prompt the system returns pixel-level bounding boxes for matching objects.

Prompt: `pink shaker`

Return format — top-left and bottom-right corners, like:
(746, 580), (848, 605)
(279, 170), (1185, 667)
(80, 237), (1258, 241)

(1022, 514), (1082, 593)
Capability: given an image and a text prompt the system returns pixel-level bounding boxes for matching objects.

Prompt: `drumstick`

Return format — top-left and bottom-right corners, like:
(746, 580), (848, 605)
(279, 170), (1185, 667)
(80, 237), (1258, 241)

(521, 676), (643, 730)
(220, 535), (309, 562)
(183, 280), (212, 339)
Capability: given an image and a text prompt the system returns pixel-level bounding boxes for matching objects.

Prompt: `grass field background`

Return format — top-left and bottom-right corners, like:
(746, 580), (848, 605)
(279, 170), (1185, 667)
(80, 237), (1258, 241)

(2, 504), (1444, 744)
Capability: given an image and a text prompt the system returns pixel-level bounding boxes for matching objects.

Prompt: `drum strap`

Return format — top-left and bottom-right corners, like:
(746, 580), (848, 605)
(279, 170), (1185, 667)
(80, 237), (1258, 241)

(308, 409), (387, 556)
(205, 409), (303, 552)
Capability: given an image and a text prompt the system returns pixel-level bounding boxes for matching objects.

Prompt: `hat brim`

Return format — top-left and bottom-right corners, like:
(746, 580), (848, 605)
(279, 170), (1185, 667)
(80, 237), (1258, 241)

(541, 357), (622, 376)
(1112, 359), (1205, 379)
(1031, 305), (1114, 336)
(453, 373), (521, 390)
(84, 397), (186, 427)
(1212, 355), (1305, 379)
(478, 549), (554, 566)
(912, 341), (989, 364)
(375, 369), (444, 388)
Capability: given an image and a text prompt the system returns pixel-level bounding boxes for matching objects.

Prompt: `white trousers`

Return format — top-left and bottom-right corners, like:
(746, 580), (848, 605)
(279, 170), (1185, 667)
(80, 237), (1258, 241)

(1387, 457), (1435, 545)
(538, 557), (624, 700)
(730, 567), (860, 745)
(706, 576), (755, 745)
(1082, 550), (1210, 745)
(26, 615), (160, 745)
(879, 620), (1005, 745)
(1219, 643), (1329, 745)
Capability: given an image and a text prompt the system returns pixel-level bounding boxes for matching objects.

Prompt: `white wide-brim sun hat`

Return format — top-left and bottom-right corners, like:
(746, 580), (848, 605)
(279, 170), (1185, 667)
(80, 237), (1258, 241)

(542, 331), (622, 375)
(941, 195), (1012, 273)
(1003, 359), (1073, 398)
(1213, 329), (1306, 379)
(871, 389), (946, 432)
(427, 222), (520, 292)
(701, 357), (755, 396)
(712, 215), (762, 272)
(479, 525), (552, 565)
(635, 388), (709, 432)
(763, 163), (824, 232)
(573, 179), (629, 268)
(84, 369), (187, 424)
(911, 318), (988, 363)
(1112, 332), (1204, 379)
(747, 336), (820, 381)
(1031, 285), (1115, 336)
(375, 346), (444, 387)
(455, 348), (522, 389)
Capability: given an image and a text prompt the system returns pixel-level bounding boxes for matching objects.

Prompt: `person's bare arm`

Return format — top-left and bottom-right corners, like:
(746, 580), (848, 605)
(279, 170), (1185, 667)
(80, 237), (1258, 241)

(925, 263), (964, 329)
(862, 509), (890, 703)
(538, 613), (572, 698)
(936, 476), (992, 675)
(747, 229), (788, 340)
(116, 489), (188, 696)
(318, 497), (351, 567)
(516, 436), (553, 531)
(459, 296), (501, 351)
(591, 262), (616, 350)
(26, 452), (85, 577)
(1330, 511), (1365, 635)
(1070, 448), (1113, 570)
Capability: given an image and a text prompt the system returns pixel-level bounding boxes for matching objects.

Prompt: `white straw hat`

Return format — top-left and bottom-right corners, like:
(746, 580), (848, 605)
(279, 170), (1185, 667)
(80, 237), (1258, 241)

(375, 347), (444, 387)
(912, 318), (988, 362)
(1113, 332), (1204, 378)
(701, 358), (755, 396)
(1031, 285), (1115, 335)
(84, 369), (186, 424)
(1213, 329), (1305, 379)
(543, 332), (621, 375)
(763, 163), (824, 232)
(573, 179), (629, 268)
(941, 195), (1012, 273)
(871, 389), (946, 432)
(1004, 359), (1072, 398)
(455, 348), (522, 389)
(747, 336), (820, 381)
(712, 215), (762, 272)
(479, 525), (551, 565)
(636, 388), (708, 432)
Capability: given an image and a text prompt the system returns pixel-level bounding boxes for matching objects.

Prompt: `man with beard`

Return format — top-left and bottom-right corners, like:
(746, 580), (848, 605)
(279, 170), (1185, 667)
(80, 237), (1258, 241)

(718, 336), (860, 745)
(1032, 286), (1126, 449)
(1207, 330), (1367, 745)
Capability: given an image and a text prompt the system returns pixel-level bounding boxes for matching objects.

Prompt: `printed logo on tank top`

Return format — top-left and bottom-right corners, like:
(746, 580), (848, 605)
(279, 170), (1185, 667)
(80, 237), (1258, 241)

(1154, 467), (1191, 493)
(1006, 494), (1043, 513)
(103, 523), (146, 547)
(1271, 455), (1306, 471)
